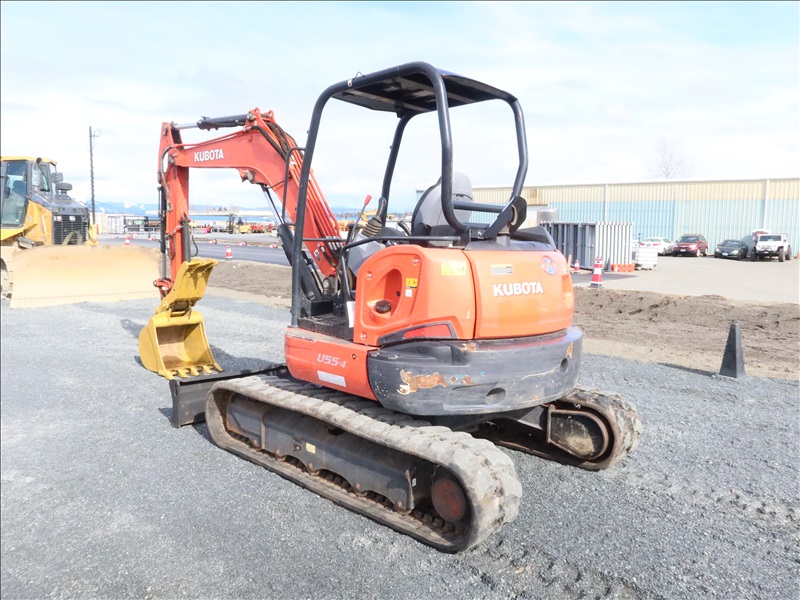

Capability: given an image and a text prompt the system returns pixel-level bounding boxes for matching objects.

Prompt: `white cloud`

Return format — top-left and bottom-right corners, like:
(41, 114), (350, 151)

(1, 1), (797, 211)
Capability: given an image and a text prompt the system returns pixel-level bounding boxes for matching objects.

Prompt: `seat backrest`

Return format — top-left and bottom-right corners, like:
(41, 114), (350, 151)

(12, 180), (27, 197)
(411, 172), (473, 239)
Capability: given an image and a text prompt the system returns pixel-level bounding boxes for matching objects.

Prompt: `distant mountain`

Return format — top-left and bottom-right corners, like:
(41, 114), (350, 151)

(90, 201), (387, 217)
(89, 201), (156, 216)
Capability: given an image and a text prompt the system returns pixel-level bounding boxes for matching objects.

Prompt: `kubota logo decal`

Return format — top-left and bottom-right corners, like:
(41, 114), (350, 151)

(194, 149), (225, 162)
(493, 281), (544, 297)
(541, 256), (557, 275)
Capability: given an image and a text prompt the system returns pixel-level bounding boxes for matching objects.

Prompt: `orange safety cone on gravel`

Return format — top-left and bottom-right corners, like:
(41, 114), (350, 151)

(572, 259), (580, 274)
(225, 245), (233, 259)
(589, 257), (604, 289)
(124, 236), (131, 246)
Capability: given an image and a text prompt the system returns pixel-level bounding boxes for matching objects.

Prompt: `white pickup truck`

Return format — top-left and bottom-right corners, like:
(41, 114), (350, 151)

(752, 233), (792, 262)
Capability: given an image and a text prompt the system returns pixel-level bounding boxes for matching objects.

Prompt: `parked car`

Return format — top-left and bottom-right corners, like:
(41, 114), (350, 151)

(673, 234), (708, 257)
(752, 233), (792, 262)
(641, 237), (675, 256)
(714, 239), (748, 260)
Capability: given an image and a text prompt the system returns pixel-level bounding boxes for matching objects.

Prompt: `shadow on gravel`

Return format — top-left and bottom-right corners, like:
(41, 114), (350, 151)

(120, 318), (146, 339)
(156, 406), (214, 442)
(658, 362), (715, 377)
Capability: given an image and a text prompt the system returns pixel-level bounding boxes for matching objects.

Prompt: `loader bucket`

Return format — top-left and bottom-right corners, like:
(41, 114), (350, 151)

(9, 245), (160, 309)
(138, 258), (222, 380)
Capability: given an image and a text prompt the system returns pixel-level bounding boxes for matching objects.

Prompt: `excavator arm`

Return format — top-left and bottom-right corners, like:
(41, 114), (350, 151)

(155, 108), (342, 295)
(140, 108), (346, 380)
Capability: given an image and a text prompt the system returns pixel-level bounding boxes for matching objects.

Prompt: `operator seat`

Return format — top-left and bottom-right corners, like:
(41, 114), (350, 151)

(411, 172), (473, 243)
(12, 180), (27, 198)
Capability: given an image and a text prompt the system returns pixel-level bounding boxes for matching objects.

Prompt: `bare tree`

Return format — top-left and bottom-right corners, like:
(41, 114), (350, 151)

(648, 137), (692, 179)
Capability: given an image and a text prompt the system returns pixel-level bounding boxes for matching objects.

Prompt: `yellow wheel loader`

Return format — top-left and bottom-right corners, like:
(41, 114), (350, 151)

(1, 156), (160, 308)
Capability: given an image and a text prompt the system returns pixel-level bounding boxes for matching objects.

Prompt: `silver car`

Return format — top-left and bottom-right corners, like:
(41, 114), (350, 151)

(641, 237), (675, 256)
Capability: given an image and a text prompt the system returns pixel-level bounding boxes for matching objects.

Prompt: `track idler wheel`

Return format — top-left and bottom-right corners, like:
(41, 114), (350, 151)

(477, 386), (642, 471)
(431, 469), (471, 526)
(546, 386), (642, 471)
(546, 405), (610, 461)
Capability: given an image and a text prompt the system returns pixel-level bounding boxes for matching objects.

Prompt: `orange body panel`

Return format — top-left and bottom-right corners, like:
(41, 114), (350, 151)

(468, 250), (574, 339)
(285, 327), (377, 401)
(157, 109), (341, 294)
(353, 245), (476, 347)
(352, 245), (574, 346)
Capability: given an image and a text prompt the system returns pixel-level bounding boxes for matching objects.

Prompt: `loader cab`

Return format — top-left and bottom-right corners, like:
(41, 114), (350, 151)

(1, 158), (77, 225)
(1, 156), (87, 244)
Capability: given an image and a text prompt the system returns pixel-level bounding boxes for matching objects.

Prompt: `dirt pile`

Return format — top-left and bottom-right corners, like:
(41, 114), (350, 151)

(207, 260), (799, 380)
(573, 287), (799, 380)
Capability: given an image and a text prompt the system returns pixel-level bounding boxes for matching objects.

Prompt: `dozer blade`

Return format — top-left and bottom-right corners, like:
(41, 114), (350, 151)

(9, 245), (160, 309)
(138, 258), (222, 380)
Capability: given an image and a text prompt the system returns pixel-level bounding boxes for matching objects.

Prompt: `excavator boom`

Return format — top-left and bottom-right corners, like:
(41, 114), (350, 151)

(138, 110), (348, 379)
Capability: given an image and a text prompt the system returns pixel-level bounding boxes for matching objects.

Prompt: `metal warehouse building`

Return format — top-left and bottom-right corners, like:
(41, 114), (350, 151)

(470, 177), (799, 250)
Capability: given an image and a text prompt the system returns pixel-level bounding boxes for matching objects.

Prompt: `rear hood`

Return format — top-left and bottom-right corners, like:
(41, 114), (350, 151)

(468, 248), (573, 339)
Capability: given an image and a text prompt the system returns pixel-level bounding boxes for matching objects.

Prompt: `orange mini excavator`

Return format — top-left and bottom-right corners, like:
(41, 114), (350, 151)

(138, 62), (642, 553)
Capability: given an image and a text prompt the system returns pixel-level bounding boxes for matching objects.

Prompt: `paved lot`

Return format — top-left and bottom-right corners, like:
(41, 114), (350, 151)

(572, 254), (799, 303)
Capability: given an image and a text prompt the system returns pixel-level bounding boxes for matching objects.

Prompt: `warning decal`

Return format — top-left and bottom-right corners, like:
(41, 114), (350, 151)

(441, 262), (467, 276)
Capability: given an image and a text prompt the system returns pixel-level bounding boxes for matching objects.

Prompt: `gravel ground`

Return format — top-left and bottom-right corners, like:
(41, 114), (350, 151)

(1, 295), (798, 600)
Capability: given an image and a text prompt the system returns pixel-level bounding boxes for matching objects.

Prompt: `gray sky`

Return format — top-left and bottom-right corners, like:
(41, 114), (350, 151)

(1, 1), (798, 212)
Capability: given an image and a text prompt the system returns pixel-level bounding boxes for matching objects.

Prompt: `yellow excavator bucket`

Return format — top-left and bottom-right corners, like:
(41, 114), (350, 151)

(138, 258), (222, 380)
(9, 245), (160, 309)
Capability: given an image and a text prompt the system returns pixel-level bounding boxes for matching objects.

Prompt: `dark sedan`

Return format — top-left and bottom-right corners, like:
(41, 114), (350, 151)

(714, 239), (748, 260)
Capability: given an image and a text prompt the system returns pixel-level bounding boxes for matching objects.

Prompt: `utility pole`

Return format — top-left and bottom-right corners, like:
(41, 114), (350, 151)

(89, 126), (101, 224)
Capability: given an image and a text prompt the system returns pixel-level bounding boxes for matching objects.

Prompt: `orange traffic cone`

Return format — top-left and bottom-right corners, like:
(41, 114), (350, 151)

(572, 259), (580, 274)
(124, 235), (131, 246)
(589, 257), (604, 289)
(225, 245), (232, 259)
(238, 241), (247, 247)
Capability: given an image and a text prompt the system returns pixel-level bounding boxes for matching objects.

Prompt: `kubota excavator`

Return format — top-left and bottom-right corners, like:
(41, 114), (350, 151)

(1, 156), (159, 308)
(138, 62), (642, 553)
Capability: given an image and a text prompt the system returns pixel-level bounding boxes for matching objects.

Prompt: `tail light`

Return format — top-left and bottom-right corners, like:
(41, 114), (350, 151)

(562, 268), (574, 311)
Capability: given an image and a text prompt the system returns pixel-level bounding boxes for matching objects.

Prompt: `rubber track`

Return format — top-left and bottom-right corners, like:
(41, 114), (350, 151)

(206, 374), (522, 553)
(539, 385), (642, 470)
(565, 384), (643, 468)
(480, 385), (643, 471)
